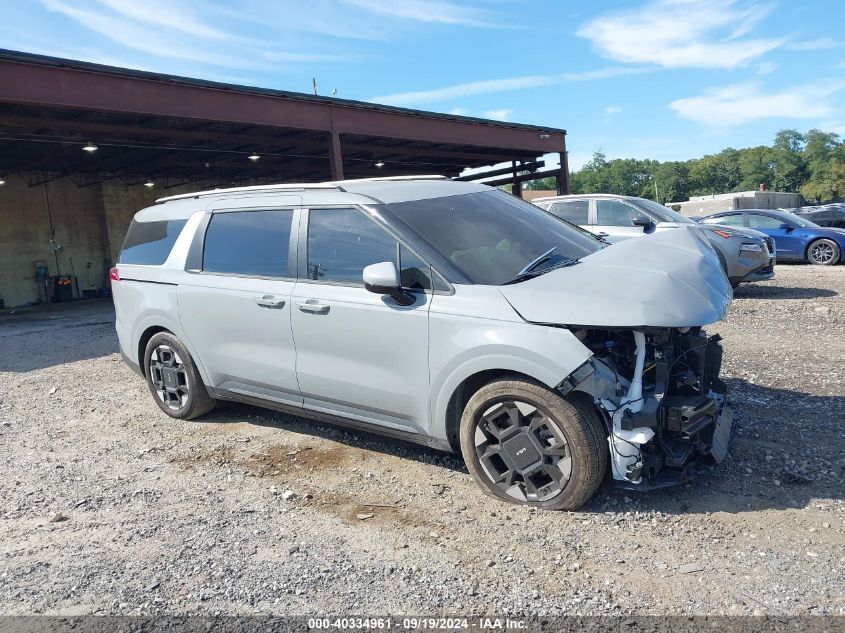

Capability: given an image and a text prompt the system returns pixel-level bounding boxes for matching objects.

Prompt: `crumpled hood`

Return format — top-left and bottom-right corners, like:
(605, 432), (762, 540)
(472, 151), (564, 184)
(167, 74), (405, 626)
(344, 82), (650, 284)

(499, 227), (732, 328)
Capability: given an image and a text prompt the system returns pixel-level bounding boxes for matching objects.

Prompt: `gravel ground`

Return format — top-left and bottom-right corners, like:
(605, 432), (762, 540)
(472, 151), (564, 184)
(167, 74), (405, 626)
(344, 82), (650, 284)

(0, 265), (843, 617)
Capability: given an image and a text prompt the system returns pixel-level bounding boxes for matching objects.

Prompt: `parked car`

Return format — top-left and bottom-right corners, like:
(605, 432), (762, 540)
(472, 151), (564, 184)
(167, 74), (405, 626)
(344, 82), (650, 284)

(533, 194), (775, 288)
(699, 208), (845, 265)
(112, 177), (733, 511)
(793, 205), (845, 229)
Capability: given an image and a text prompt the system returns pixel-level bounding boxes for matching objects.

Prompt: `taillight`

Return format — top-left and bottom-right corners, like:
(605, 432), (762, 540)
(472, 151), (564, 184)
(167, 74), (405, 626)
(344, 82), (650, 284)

(109, 267), (120, 281)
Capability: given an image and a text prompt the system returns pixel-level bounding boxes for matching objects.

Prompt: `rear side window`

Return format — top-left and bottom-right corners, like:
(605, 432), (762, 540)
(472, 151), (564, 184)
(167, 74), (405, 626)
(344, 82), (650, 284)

(119, 219), (187, 265)
(307, 208), (397, 284)
(203, 210), (293, 277)
(549, 200), (589, 225)
(748, 214), (784, 229)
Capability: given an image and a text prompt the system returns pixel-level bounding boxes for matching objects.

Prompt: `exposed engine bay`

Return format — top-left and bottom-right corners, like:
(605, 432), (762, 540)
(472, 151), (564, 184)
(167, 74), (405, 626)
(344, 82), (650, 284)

(562, 327), (732, 487)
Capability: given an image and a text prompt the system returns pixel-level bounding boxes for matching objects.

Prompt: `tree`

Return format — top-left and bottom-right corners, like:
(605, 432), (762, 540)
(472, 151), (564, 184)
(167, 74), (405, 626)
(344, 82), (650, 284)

(565, 128), (844, 204)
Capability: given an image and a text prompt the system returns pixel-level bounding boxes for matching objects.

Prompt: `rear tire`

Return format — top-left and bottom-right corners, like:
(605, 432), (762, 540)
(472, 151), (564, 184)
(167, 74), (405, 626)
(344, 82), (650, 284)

(807, 239), (840, 265)
(459, 377), (607, 510)
(143, 332), (215, 420)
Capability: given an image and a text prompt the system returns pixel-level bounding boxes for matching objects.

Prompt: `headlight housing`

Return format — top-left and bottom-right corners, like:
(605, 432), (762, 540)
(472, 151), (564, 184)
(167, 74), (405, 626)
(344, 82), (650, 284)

(740, 242), (764, 253)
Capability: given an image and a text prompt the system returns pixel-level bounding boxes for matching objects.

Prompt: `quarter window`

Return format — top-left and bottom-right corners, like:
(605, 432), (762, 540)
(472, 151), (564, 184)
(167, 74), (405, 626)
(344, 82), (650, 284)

(399, 245), (431, 290)
(307, 208), (397, 284)
(596, 200), (641, 227)
(119, 219), (187, 265)
(548, 200), (589, 225)
(203, 209), (293, 277)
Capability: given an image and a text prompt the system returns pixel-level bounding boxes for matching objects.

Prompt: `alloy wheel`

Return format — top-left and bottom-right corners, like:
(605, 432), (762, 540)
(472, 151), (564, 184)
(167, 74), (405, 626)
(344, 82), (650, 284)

(149, 344), (190, 410)
(474, 400), (572, 502)
(809, 241), (836, 264)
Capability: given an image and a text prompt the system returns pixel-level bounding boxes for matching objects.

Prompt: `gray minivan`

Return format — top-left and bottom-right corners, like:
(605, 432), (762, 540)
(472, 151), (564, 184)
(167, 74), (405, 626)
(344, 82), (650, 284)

(113, 177), (734, 510)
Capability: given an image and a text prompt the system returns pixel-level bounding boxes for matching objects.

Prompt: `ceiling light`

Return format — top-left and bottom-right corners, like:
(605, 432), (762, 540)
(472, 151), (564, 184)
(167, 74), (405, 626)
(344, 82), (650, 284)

(82, 142), (98, 152)
(144, 181), (155, 188)
(375, 161), (385, 168)
(0, 178), (5, 185)
(248, 153), (260, 161)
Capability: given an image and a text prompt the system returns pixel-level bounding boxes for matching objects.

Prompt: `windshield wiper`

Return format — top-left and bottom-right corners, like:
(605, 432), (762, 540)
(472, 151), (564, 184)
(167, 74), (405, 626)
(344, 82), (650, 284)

(518, 246), (557, 276)
(501, 257), (579, 285)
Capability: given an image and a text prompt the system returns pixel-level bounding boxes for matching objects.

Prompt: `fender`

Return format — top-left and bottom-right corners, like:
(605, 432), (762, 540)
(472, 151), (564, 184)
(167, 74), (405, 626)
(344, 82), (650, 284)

(428, 323), (593, 445)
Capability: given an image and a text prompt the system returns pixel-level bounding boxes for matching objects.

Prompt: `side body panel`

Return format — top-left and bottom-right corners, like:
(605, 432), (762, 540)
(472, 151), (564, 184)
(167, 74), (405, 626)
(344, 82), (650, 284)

(427, 285), (593, 447)
(175, 195), (303, 406)
(291, 281), (431, 434)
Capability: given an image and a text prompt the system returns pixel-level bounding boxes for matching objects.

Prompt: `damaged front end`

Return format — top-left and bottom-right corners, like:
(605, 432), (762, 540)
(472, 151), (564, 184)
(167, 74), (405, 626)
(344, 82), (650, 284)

(561, 327), (733, 487)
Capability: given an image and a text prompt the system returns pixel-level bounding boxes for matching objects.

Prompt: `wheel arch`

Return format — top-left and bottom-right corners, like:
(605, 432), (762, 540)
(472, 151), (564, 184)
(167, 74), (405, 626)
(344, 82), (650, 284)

(131, 314), (212, 387)
(443, 369), (539, 452)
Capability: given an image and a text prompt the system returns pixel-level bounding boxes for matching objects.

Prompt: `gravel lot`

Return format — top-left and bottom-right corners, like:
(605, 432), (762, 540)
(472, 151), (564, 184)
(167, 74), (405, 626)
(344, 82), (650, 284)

(1, 265), (843, 617)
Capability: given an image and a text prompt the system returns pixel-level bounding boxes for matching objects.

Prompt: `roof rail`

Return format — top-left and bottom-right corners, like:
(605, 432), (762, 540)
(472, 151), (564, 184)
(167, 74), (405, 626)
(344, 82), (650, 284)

(155, 182), (342, 204)
(155, 175), (450, 204)
(331, 175), (449, 184)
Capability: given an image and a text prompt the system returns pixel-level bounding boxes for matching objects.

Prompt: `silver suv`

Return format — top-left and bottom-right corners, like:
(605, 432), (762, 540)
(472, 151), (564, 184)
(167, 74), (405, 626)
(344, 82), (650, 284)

(533, 194), (775, 288)
(113, 177), (734, 510)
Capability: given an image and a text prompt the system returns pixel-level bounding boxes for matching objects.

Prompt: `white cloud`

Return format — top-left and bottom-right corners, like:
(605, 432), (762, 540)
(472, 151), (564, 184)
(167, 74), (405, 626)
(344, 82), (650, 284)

(819, 121), (845, 137)
(483, 109), (513, 121)
(578, 0), (784, 69)
(341, 0), (495, 26)
(756, 61), (777, 75)
(447, 107), (469, 116)
(786, 38), (843, 51)
(669, 81), (845, 126)
(40, 0), (348, 69)
(370, 67), (646, 106)
(604, 106), (623, 115)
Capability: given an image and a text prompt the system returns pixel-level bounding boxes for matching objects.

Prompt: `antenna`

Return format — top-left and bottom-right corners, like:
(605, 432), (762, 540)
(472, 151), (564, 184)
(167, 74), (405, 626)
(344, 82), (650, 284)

(312, 78), (317, 95)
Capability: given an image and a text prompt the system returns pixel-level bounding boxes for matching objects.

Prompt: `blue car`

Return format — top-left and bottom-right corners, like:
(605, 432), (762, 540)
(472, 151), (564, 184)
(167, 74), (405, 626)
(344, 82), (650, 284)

(699, 208), (845, 266)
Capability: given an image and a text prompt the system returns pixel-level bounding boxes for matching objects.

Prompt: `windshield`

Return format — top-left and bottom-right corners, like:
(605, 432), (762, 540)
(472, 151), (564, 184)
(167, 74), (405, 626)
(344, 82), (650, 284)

(386, 190), (602, 285)
(634, 198), (696, 224)
(768, 210), (820, 228)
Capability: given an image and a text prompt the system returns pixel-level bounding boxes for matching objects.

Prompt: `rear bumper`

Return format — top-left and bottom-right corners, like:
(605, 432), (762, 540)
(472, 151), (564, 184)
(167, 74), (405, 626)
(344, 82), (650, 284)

(120, 348), (144, 378)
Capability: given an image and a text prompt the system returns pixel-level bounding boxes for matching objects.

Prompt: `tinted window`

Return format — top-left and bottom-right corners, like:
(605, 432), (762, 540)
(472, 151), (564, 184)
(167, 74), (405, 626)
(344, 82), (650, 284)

(307, 208), (397, 284)
(596, 200), (641, 226)
(748, 214), (786, 229)
(203, 210), (292, 277)
(386, 190), (601, 286)
(702, 214), (744, 227)
(119, 219), (187, 265)
(399, 245), (431, 290)
(549, 200), (589, 225)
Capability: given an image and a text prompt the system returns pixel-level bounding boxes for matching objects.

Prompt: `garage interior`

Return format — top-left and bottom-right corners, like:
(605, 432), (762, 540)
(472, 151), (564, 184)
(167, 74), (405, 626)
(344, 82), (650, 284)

(0, 49), (568, 309)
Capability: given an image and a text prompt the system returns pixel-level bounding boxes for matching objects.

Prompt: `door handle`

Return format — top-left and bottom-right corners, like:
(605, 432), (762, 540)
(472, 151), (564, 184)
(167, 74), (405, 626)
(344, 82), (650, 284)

(297, 301), (330, 314)
(255, 295), (286, 308)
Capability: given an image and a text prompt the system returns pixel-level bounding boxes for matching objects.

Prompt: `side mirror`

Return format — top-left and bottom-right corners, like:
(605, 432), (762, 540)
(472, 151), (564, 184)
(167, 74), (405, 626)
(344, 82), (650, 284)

(632, 216), (655, 231)
(779, 222), (793, 231)
(363, 261), (415, 306)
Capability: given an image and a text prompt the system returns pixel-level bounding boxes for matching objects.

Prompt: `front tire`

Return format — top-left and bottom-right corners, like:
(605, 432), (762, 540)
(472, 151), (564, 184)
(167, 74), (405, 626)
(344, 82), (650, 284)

(807, 239), (840, 265)
(144, 332), (216, 420)
(459, 377), (607, 510)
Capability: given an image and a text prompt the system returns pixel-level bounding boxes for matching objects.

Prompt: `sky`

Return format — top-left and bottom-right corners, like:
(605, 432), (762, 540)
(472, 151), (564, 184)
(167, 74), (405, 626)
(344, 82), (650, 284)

(2, 0), (844, 172)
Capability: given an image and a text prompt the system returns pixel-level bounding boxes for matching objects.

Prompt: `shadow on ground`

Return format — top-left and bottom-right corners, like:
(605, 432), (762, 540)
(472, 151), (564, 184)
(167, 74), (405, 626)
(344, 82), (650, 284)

(733, 284), (837, 299)
(196, 376), (844, 517)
